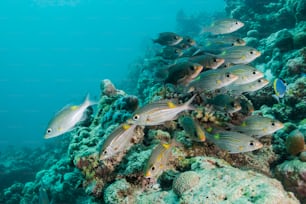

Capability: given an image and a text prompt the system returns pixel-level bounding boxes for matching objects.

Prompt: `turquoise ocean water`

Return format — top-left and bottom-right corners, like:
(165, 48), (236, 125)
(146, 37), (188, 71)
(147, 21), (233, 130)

(0, 0), (225, 148)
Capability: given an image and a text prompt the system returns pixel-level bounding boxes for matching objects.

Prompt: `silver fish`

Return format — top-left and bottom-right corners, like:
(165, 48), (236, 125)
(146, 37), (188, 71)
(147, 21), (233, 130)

(206, 130), (263, 153)
(217, 46), (261, 64)
(232, 115), (284, 138)
(227, 65), (264, 85)
(44, 94), (95, 139)
(144, 141), (173, 179)
(201, 19), (244, 35)
(128, 95), (196, 126)
(99, 123), (137, 160)
(225, 78), (269, 94)
(188, 69), (239, 92)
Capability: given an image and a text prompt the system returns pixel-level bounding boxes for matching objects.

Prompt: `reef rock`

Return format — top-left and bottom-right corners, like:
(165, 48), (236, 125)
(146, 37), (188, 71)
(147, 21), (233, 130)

(134, 157), (299, 204)
(275, 159), (306, 203)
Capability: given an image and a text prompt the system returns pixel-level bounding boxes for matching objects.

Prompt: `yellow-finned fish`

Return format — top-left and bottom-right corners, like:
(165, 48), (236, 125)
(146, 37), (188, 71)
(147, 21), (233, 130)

(99, 123), (137, 160)
(144, 141), (173, 179)
(232, 115), (284, 138)
(188, 69), (239, 92)
(227, 65), (264, 85)
(44, 94), (95, 139)
(217, 46), (261, 64)
(225, 78), (269, 94)
(206, 131), (263, 153)
(179, 116), (206, 142)
(201, 19), (244, 35)
(128, 95), (196, 126)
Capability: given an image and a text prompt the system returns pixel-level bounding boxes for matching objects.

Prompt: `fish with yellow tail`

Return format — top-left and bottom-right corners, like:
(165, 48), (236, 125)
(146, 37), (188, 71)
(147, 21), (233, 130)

(128, 95), (196, 126)
(179, 115), (206, 142)
(99, 123), (137, 160)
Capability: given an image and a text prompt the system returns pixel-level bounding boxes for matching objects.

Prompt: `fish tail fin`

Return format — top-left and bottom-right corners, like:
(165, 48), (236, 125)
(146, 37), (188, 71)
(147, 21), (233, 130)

(272, 94), (280, 103)
(183, 94), (197, 111)
(83, 93), (98, 107)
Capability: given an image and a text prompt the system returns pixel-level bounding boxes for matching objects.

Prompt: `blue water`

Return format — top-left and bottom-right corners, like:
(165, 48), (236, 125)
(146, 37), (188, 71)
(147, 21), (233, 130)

(0, 0), (225, 148)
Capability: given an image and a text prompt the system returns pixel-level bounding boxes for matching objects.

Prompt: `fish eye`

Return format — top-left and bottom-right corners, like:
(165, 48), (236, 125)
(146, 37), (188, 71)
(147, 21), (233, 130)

(250, 51), (254, 54)
(151, 166), (155, 171)
(258, 79), (262, 83)
(235, 21), (239, 25)
(226, 73), (230, 78)
(133, 114), (140, 121)
(231, 43), (234, 46)
(230, 102), (235, 107)
(271, 122), (275, 126)
(103, 150), (107, 155)
(187, 39), (192, 43)
(252, 71), (256, 75)
(249, 141), (254, 146)
(213, 58), (217, 62)
(174, 36), (179, 40)
(46, 128), (52, 134)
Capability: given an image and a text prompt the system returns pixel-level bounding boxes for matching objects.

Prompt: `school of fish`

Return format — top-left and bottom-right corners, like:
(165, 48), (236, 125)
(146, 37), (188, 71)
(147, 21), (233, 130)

(43, 18), (285, 181)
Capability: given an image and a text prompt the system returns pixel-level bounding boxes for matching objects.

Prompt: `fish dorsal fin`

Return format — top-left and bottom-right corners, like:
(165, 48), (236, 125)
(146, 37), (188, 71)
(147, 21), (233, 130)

(167, 101), (177, 108)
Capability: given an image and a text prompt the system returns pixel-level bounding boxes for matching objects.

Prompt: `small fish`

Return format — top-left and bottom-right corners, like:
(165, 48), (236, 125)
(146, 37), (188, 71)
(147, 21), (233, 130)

(174, 36), (196, 50)
(188, 69), (239, 92)
(44, 94), (95, 139)
(179, 116), (206, 142)
(207, 94), (241, 114)
(156, 46), (183, 60)
(39, 185), (49, 204)
(189, 53), (225, 69)
(144, 141), (173, 179)
(272, 78), (287, 103)
(227, 65), (264, 85)
(201, 19), (244, 35)
(128, 95), (196, 126)
(232, 115), (284, 138)
(165, 62), (203, 85)
(200, 36), (246, 53)
(99, 123), (137, 160)
(217, 46), (261, 64)
(225, 78), (269, 94)
(206, 131), (263, 153)
(153, 32), (183, 46)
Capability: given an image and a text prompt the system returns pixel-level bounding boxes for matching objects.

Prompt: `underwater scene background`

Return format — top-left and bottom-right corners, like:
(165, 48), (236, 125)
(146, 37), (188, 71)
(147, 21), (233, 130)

(0, 0), (305, 203)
